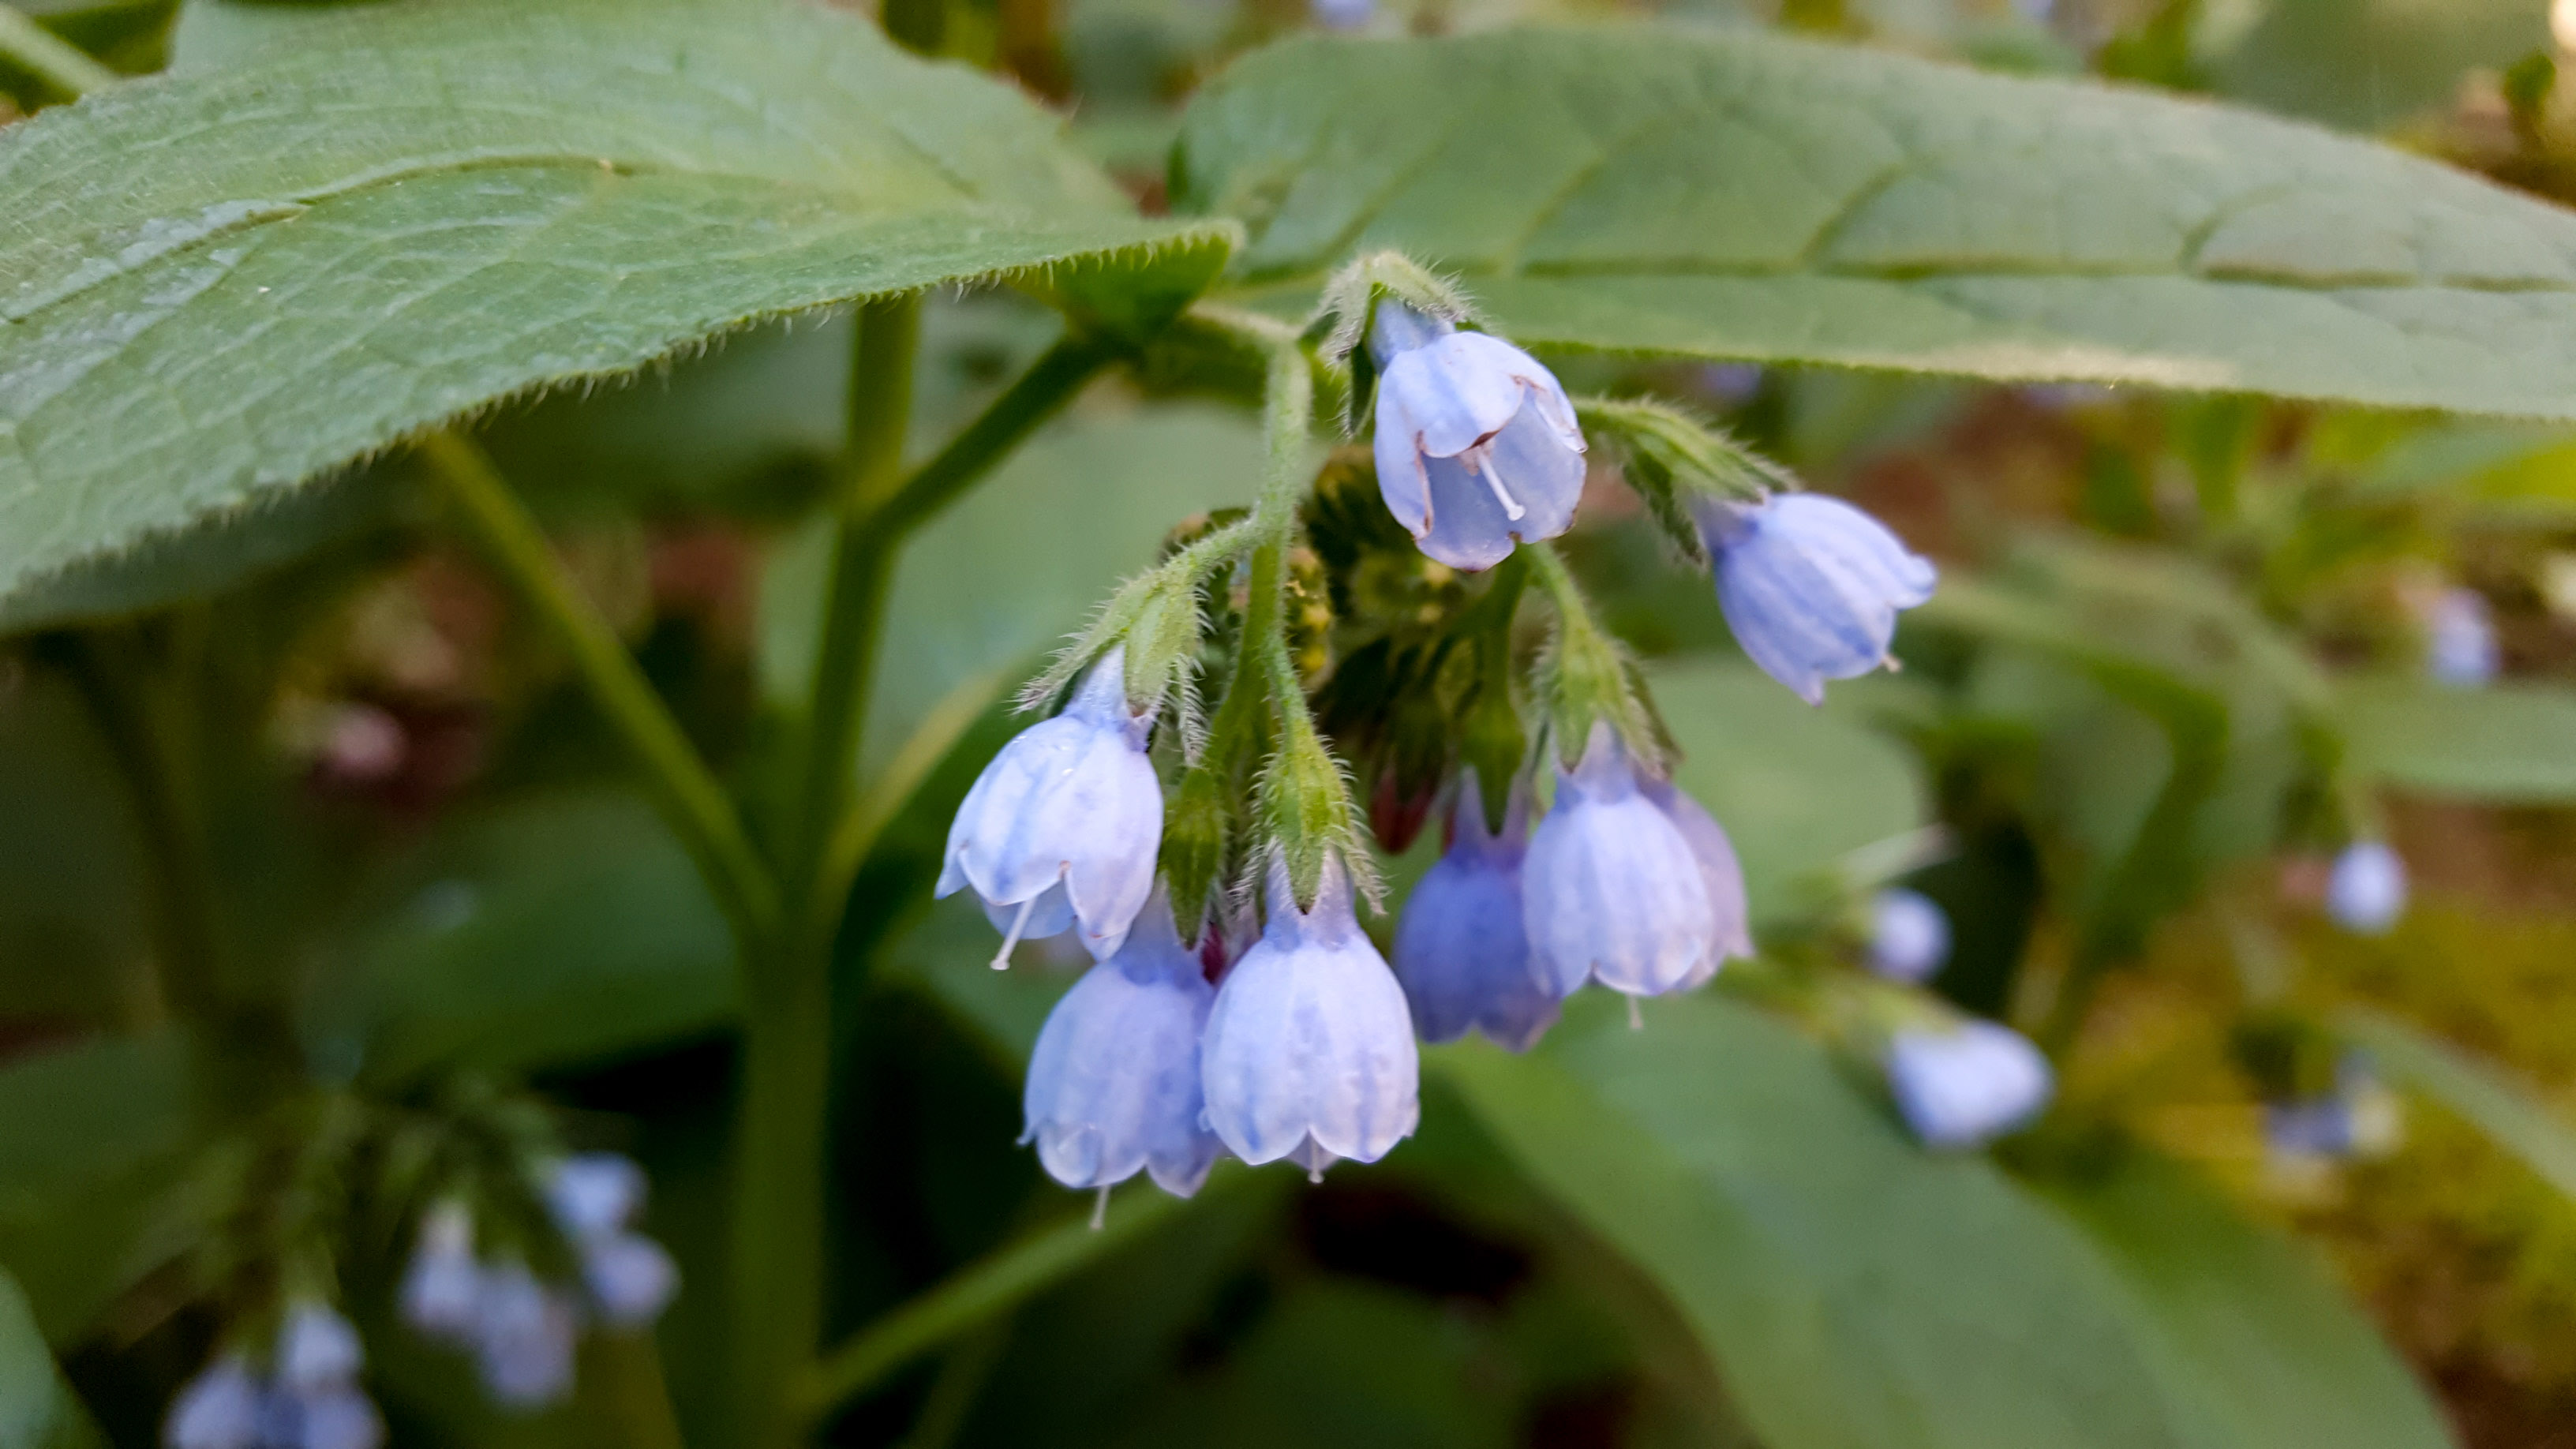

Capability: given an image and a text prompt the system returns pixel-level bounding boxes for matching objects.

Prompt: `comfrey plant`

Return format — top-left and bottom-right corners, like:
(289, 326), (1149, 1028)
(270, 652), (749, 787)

(958, 255), (1939, 1193)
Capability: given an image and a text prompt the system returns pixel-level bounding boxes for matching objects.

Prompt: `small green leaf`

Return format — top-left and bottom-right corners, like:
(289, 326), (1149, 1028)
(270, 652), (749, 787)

(2044, 1151), (2454, 1449)
(2336, 1006), (2576, 1204)
(1175, 28), (2576, 416)
(1443, 993), (2202, 1449)
(0, 0), (1228, 612)
(2336, 675), (2576, 802)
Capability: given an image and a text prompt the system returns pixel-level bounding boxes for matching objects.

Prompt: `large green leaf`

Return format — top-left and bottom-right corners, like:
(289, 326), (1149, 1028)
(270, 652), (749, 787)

(2043, 1152), (2454, 1449)
(2209, 0), (2544, 133)
(0, 1033), (193, 1342)
(1442, 993), (2202, 1449)
(2336, 674), (2576, 802)
(0, 0), (1229, 613)
(1174, 28), (2576, 417)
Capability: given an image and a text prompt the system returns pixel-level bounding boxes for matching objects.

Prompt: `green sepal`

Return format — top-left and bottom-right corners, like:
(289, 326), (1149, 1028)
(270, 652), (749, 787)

(1574, 395), (1795, 565)
(1159, 763), (1237, 941)
(1309, 250), (1482, 436)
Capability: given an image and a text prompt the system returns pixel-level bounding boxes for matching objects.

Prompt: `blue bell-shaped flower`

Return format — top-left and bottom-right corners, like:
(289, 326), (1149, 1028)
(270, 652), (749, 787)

(1868, 887), (1951, 984)
(279, 1386), (383, 1449)
(166, 1354), (264, 1449)
(1394, 774), (1559, 1050)
(1884, 1019), (2053, 1149)
(2425, 586), (2499, 688)
(471, 1261), (578, 1409)
(2325, 841), (2406, 936)
(1642, 778), (1754, 991)
(939, 647), (1163, 965)
(1368, 304), (1586, 572)
(582, 1233), (679, 1329)
(544, 1153), (644, 1240)
(1524, 726), (1717, 998)
(399, 1203), (484, 1341)
(1698, 493), (1936, 705)
(276, 1303), (362, 1394)
(1021, 889), (1224, 1198)
(1201, 855), (1420, 1175)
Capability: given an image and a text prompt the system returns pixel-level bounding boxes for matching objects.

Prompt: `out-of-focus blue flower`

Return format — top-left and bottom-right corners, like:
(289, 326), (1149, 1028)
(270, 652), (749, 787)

(1201, 856), (1420, 1176)
(1022, 890), (1223, 1197)
(1698, 493), (1936, 706)
(1642, 779), (1754, 991)
(2326, 841), (2406, 936)
(277, 1303), (362, 1393)
(1311, 0), (1373, 28)
(167, 1355), (264, 1449)
(545, 1153), (643, 1241)
(473, 1262), (578, 1410)
(582, 1234), (679, 1329)
(2426, 586), (2499, 687)
(1368, 304), (1586, 572)
(2264, 1058), (2404, 1167)
(1524, 726), (1717, 998)
(1885, 1020), (2053, 1149)
(281, 1386), (384, 1449)
(400, 1203), (483, 1341)
(1868, 888), (1951, 984)
(939, 648), (1162, 965)
(1395, 775), (1559, 1050)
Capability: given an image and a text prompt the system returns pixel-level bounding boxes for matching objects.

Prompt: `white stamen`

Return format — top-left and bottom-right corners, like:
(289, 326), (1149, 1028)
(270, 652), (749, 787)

(1466, 441), (1526, 521)
(1089, 1186), (1110, 1231)
(1307, 1166), (1324, 1185)
(1627, 995), (1645, 1032)
(990, 896), (1039, 971)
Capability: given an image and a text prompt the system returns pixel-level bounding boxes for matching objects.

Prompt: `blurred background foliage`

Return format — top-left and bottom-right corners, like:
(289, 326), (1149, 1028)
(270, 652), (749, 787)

(11, 0), (2576, 1446)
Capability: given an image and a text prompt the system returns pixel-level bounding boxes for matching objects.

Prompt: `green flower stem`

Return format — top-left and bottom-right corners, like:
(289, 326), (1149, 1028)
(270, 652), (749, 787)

(421, 432), (783, 946)
(1522, 541), (1645, 764)
(0, 5), (114, 101)
(796, 1179), (1206, 1422)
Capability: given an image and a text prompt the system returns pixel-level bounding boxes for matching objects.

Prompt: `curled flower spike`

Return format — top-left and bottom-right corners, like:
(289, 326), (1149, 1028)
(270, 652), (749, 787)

(1369, 303), (1586, 572)
(1021, 889), (1224, 1199)
(1698, 493), (1936, 705)
(167, 1355), (263, 1449)
(1395, 775), (1559, 1050)
(277, 1303), (362, 1393)
(1524, 725), (1717, 999)
(1200, 855), (1421, 1176)
(1884, 1020), (2053, 1150)
(473, 1262), (578, 1410)
(400, 1203), (483, 1340)
(1867, 887), (1952, 984)
(940, 647), (1163, 965)
(2325, 841), (2406, 936)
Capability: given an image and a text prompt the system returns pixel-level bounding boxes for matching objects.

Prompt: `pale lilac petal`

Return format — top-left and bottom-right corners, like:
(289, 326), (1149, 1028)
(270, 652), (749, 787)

(1524, 728), (1713, 997)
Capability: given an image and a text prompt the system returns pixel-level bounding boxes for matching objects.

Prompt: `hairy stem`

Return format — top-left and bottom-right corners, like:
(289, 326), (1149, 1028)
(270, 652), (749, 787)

(0, 5), (114, 100)
(422, 432), (782, 946)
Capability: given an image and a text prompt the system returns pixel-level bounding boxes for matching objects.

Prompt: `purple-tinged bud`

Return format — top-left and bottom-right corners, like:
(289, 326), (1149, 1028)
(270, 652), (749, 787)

(1698, 493), (1935, 705)
(1395, 776), (1559, 1050)
(1885, 1020), (2053, 1149)
(1868, 888), (1951, 984)
(1369, 305), (1586, 572)
(1524, 726), (1717, 998)
(1201, 856), (1420, 1176)
(2326, 841), (2406, 936)
(472, 1262), (578, 1410)
(582, 1234), (679, 1329)
(545, 1153), (644, 1241)
(166, 1355), (263, 1449)
(1021, 892), (1223, 1198)
(277, 1303), (362, 1393)
(939, 648), (1163, 965)
(400, 1203), (483, 1341)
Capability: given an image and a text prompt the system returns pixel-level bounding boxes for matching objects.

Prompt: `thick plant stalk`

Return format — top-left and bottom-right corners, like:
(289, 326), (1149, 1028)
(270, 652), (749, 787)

(0, 5), (114, 100)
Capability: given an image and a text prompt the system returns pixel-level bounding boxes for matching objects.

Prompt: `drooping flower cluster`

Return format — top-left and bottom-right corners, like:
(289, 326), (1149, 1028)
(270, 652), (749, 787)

(166, 1305), (381, 1449)
(398, 1154), (676, 1409)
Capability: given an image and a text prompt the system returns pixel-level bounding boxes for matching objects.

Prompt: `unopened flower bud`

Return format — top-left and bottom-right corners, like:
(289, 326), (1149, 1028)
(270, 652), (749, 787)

(1698, 493), (1935, 705)
(1867, 888), (1951, 983)
(2325, 841), (2406, 936)
(1885, 1020), (2053, 1149)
